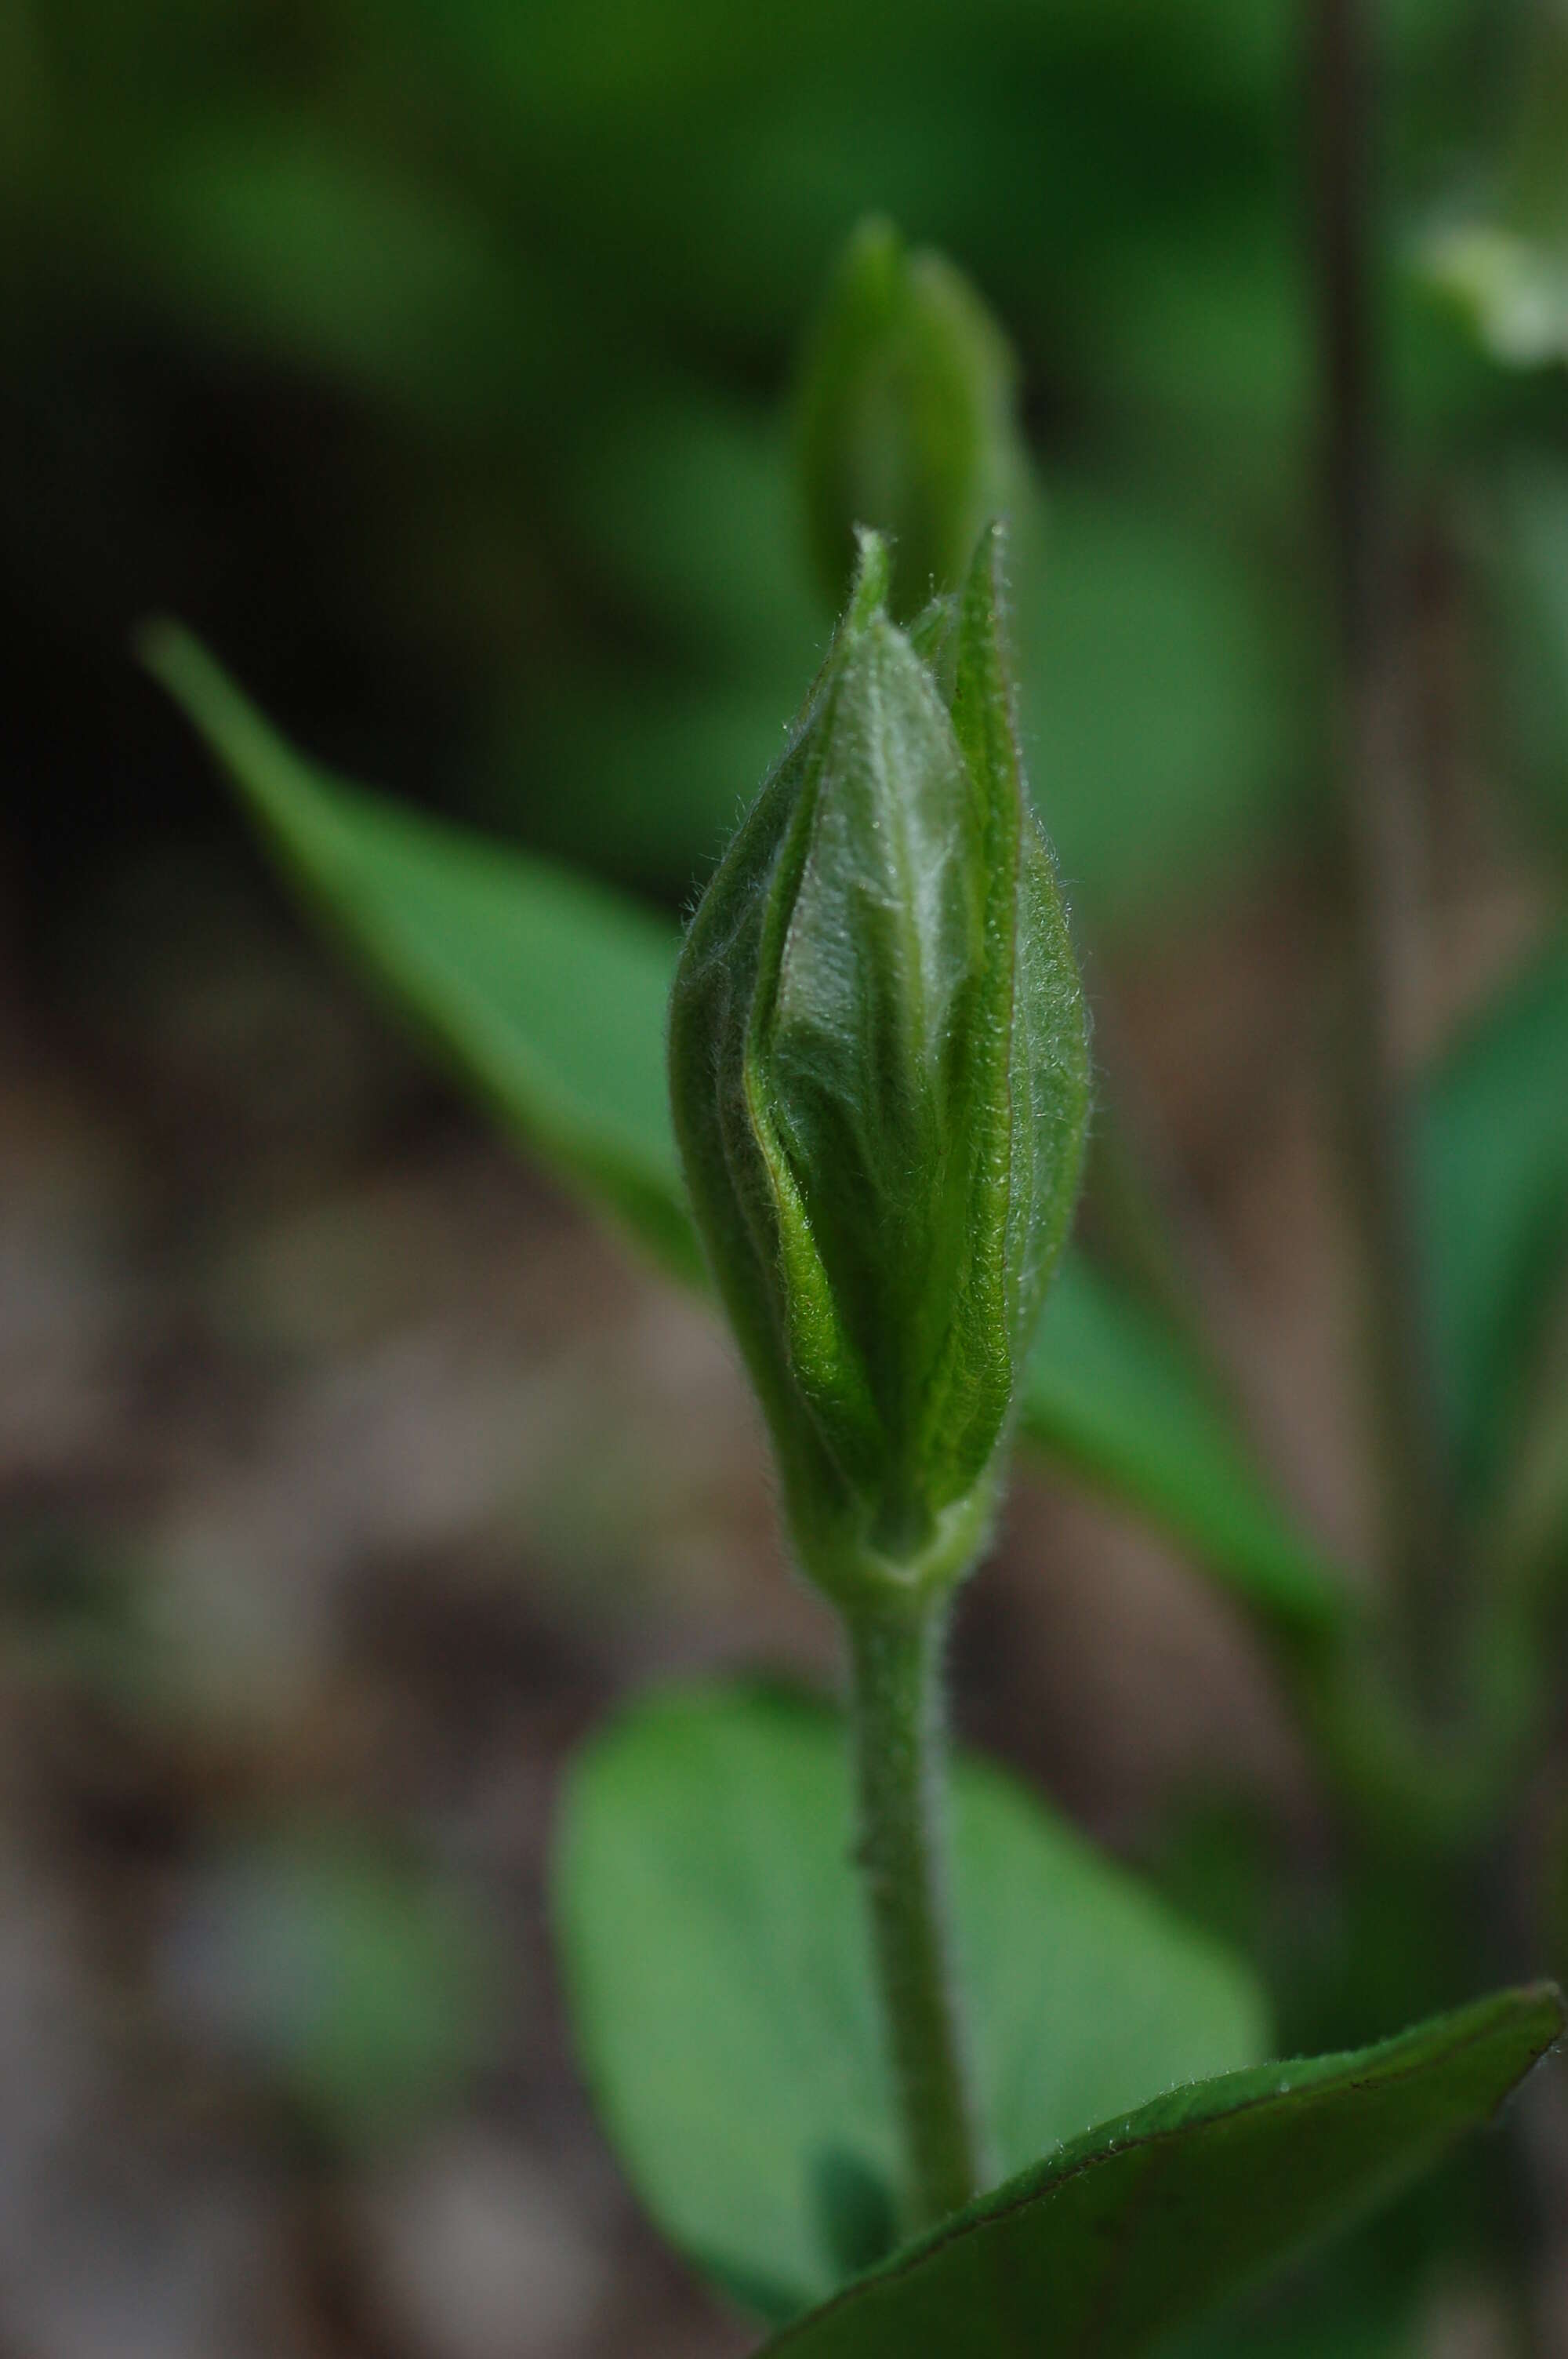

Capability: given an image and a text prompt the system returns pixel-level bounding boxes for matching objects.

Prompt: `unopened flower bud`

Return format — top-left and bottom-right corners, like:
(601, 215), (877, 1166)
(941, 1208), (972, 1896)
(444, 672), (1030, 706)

(669, 525), (1089, 1607)
(796, 218), (1030, 620)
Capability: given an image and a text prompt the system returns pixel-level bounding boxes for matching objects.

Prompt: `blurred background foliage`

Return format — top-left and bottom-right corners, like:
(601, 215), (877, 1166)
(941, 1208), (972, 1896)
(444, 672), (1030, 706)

(9, 2), (1568, 2354)
(10, 0), (1568, 938)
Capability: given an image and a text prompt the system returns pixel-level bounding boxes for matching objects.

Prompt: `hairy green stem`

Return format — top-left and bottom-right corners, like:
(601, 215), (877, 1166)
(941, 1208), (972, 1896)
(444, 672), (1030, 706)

(847, 1594), (985, 2229)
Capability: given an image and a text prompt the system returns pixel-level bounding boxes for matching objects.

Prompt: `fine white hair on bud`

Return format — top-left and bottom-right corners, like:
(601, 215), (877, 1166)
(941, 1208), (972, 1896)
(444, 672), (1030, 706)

(668, 524), (1089, 1609)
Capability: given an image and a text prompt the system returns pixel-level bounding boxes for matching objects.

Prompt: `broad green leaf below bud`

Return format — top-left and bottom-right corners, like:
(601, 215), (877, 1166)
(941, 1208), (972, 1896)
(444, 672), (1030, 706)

(669, 525), (1090, 1608)
(796, 217), (1031, 620)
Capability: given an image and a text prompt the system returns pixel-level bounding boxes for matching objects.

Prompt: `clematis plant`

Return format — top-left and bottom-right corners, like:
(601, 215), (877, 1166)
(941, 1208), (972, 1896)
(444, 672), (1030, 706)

(144, 213), (1567, 2359)
(669, 518), (1089, 2222)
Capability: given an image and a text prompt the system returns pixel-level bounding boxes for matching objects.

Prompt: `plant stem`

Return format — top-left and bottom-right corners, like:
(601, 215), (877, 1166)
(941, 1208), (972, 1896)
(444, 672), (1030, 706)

(1308, 0), (1459, 1714)
(847, 1592), (985, 2229)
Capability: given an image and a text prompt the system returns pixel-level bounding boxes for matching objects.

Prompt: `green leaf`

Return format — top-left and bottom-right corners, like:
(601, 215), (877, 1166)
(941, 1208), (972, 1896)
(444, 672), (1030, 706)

(514, 664), (805, 900)
(554, 1681), (1268, 2324)
(132, 117), (556, 428)
(148, 631), (1353, 1630)
(1023, 1257), (1352, 1644)
(141, 623), (701, 1285)
(527, 471), (1315, 933)
(173, 1828), (500, 2153)
(566, 397), (823, 672)
(760, 1984), (1562, 2359)
(1421, 931), (1568, 1502)
(1019, 480), (1314, 935)
(794, 217), (1029, 618)
(1159, 2249), (1420, 2359)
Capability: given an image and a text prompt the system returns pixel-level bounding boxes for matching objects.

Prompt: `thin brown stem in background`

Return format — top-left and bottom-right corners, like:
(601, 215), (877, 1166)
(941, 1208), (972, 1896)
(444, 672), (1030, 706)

(1308, 0), (1460, 1714)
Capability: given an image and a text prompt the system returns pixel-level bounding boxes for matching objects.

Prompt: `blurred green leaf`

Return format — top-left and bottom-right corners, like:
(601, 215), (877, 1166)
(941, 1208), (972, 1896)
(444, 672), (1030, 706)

(757, 1984), (1561, 2359)
(1163, 2259), (1417, 2359)
(517, 667), (805, 900)
(172, 1829), (499, 2150)
(143, 623), (701, 1281)
(1021, 480), (1314, 933)
(129, 117), (556, 425)
(795, 216), (1029, 617)
(555, 1681), (1268, 2323)
(1069, 219), (1313, 490)
(517, 397), (823, 889)
(1421, 928), (1568, 1503)
(567, 398), (822, 671)
(542, 374), (1313, 935)
(1025, 1257), (1351, 1642)
(151, 632), (1355, 1634)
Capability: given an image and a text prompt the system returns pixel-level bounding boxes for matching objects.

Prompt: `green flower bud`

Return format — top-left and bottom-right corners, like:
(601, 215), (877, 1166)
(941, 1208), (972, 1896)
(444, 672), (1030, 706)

(669, 525), (1089, 1608)
(796, 217), (1031, 620)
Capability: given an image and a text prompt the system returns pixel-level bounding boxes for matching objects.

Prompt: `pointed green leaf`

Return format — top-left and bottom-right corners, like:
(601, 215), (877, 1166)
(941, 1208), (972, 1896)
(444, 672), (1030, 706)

(760, 1984), (1562, 2359)
(142, 623), (700, 1284)
(1023, 1257), (1353, 1643)
(554, 1682), (1267, 2324)
(148, 631), (1352, 1630)
(795, 217), (1029, 618)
